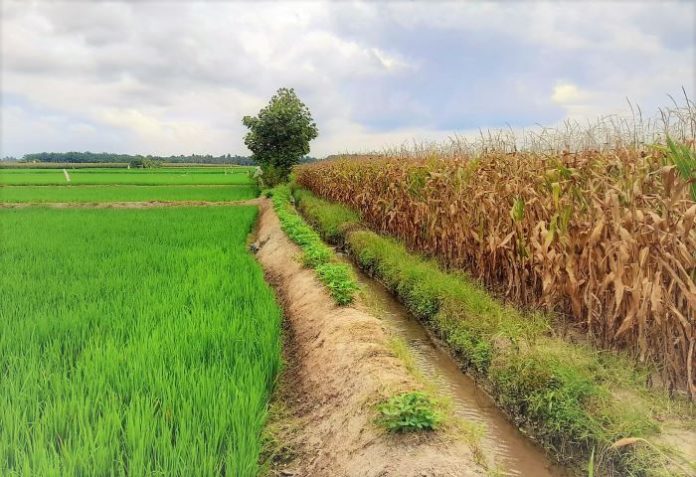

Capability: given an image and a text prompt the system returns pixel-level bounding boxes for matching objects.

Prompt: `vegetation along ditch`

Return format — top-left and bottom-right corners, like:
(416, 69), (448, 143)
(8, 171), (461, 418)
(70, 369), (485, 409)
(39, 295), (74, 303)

(290, 183), (696, 476)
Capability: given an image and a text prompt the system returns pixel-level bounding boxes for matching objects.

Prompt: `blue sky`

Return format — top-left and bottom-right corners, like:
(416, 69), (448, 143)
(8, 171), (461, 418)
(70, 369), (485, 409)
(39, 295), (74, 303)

(1, 0), (694, 158)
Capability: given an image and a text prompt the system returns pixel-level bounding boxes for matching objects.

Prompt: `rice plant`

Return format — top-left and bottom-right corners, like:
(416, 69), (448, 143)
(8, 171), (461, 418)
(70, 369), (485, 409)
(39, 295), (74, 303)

(0, 167), (254, 186)
(0, 184), (258, 203)
(0, 206), (282, 475)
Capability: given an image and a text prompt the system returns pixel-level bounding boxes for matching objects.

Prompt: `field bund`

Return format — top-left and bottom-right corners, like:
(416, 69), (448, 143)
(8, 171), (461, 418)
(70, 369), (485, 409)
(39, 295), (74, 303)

(0, 185), (258, 203)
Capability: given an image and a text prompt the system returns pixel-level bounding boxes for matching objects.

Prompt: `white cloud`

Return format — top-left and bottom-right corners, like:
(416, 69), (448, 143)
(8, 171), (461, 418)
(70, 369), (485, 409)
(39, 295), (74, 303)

(552, 84), (588, 105)
(1, 0), (694, 158)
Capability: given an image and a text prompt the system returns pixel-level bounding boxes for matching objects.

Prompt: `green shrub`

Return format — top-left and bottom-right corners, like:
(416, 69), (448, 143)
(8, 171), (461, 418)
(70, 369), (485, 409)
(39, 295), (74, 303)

(270, 185), (358, 306)
(377, 391), (441, 432)
(292, 187), (360, 243)
(128, 158), (161, 168)
(302, 243), (332, 268)
(315, 263), (359, 306)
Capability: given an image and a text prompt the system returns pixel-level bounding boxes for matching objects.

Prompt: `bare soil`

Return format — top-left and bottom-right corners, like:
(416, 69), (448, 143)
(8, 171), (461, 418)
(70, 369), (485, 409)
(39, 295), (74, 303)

(253, 199), (484, 477)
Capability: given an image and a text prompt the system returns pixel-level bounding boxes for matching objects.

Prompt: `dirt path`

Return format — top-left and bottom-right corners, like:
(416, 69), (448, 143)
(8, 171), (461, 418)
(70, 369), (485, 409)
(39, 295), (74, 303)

(253, 199), (484, 477)
(0, 198), (262, 209)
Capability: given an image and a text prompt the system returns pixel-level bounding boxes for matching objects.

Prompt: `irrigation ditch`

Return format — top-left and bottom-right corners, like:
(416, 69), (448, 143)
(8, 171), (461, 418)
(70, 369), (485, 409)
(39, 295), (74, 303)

(345, 254), (568, 477)
(253, 192), (574, 476)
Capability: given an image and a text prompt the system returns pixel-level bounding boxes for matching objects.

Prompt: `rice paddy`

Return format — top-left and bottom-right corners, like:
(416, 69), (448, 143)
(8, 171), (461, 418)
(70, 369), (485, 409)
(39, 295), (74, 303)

(0, 206), (282, 475)
(0, 167), (281, 475)
(0, 184), (258, 203)
(0, 167), (254, 186)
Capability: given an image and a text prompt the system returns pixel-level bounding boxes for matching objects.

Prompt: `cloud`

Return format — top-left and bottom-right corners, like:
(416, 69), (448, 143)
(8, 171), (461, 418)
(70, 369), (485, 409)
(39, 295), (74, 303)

(552, 84), (587, 105)
(1, 0), (694, 158)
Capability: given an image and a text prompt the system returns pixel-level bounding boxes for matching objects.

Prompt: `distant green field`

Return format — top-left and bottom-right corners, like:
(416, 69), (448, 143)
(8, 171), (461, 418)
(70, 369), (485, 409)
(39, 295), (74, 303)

(0, 167), (255, 185)
(0, 207), (281, 475)
(0, 185), (258, 202)
(0, 163), (129, 169)
(0, 163), (249, 169)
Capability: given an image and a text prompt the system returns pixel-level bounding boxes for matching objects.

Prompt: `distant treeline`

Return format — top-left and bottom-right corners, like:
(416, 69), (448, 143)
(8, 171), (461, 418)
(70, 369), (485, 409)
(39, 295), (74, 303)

(11, 152), (317, 165)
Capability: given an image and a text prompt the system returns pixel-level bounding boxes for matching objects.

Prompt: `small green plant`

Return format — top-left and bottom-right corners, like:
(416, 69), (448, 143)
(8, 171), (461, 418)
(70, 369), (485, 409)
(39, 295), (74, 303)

(315, 263), (359, 305)
(377, 391), (441, 432)
(301, 243), (332, 268)
(665, 136), (696, 201)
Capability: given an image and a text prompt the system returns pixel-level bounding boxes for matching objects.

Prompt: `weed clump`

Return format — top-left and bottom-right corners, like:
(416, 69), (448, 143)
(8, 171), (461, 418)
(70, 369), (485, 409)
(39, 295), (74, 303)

(316, 263), (360, 305)
(292, 187), (361, 243)
(378, 391), (441, 432)
(270, 185), (359, 306)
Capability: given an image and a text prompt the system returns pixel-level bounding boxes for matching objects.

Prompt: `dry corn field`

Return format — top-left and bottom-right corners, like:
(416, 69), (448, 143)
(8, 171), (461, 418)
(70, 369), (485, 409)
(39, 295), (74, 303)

(296, 146), (696, 396)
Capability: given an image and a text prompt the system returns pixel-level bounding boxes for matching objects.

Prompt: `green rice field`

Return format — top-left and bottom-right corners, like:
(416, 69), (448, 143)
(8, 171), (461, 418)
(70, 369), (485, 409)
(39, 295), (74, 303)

(0, 167), (254, 186)
(0, 184), (258, 202)
(0, 206), (281, 475)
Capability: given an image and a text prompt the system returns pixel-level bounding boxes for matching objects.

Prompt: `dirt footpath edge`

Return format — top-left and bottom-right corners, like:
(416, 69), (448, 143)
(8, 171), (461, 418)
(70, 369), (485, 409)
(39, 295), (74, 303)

(253, 198), (483, 477)
(0, 199), (262, 209)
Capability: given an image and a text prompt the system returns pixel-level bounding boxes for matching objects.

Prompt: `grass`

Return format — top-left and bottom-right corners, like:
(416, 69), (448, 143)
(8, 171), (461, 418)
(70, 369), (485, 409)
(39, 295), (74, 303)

(292, 188), (361, 242)
(270, 185), (359, 306)
(386, 337), (420, 378)
(292, 186), (696, 476)
(0, 206), (282, 475)
(0, 167), (255, 185)
(0, 163), (130, 169)
(0, 184), (258, 202)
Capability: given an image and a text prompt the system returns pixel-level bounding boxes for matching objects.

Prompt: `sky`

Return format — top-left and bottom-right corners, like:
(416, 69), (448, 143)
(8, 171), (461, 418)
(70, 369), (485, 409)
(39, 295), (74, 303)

(1, 0), (694, 158)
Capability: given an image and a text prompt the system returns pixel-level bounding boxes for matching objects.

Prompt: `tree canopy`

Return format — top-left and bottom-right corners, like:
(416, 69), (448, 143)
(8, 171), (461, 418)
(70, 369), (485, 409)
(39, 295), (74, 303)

(243, 88), (318, 184)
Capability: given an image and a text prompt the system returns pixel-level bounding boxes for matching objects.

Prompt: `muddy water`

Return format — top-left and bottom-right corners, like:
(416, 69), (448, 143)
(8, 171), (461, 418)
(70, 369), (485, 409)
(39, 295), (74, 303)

(344, 257), (568, 477)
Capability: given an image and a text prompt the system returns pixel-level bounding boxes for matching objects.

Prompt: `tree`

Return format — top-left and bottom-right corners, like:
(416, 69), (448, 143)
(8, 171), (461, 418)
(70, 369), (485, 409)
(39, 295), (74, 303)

(243, 88), (318, 184)
(129, 157), (161, 168)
